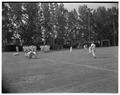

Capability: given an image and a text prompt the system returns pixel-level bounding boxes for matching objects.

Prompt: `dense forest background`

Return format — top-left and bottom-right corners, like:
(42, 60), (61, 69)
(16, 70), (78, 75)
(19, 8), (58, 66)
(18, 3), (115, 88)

(2, 2), (118, 50)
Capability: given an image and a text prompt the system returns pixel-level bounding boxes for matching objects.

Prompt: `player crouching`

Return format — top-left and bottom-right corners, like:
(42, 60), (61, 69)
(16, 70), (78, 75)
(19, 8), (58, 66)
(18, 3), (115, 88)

(23, 45), (37, 59)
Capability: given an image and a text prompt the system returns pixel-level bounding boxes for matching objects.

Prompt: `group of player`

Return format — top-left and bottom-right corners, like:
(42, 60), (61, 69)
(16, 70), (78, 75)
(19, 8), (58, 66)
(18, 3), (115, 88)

(84, 42), (96, 58)
(70, 42), (96, 58)
(12, 32), (37, 58)
(23, 46), (37, 58)
(12, 32), (96, 59)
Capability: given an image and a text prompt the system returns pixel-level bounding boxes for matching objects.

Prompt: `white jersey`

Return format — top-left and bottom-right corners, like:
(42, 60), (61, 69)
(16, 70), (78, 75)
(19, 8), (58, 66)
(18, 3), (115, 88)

(91, 43), (96, 50)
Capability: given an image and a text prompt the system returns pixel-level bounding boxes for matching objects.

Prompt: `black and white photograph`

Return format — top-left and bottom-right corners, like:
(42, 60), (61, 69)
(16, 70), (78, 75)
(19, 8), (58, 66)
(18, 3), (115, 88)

(2, 1), (118, 93)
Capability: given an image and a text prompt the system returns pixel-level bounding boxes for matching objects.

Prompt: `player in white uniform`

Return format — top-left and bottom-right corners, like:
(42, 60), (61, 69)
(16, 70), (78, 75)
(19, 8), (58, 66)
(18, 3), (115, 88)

(90, 41), (96, 58)
(83, 44), (87, 51)
(12, 32), (21, 56)
(70, 46), (72, 53)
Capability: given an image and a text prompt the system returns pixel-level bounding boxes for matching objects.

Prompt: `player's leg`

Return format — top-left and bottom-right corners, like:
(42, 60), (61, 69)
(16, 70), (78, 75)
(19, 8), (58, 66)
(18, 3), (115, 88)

(92, 49), (96, 58)
(13, 45), (19, 56)
(16, 46), (19, 53)
(13, 39), (20, 55)
(89, 47), (91, 53)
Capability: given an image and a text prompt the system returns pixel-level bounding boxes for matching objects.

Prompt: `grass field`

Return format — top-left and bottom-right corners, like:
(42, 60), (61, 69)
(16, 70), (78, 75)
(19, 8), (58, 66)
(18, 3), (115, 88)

(2, 47), (118, 93)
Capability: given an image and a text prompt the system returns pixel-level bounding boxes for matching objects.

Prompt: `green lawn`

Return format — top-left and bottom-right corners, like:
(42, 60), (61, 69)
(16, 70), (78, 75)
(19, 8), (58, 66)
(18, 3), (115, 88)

(2, 47), (118, 93)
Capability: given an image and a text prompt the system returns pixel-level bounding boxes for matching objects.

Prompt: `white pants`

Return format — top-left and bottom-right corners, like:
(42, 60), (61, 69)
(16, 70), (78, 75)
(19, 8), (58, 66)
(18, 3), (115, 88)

(89, 47), (91, 53)
(89, 47), (96, 57)
(91, 49), (95, 57)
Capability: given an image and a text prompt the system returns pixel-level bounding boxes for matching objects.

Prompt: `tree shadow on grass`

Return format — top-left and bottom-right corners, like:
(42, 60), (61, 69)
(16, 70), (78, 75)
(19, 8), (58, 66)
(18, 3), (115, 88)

(95, 56), (110, 59)
(27, 56), (41, 59)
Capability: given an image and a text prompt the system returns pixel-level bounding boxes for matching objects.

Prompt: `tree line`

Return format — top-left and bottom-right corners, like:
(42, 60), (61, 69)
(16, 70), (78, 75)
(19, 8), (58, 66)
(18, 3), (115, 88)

(2, 2), (118, 49)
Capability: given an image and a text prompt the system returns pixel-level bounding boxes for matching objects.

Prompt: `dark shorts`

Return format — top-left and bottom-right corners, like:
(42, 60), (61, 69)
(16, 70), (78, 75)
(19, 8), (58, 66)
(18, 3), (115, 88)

(13, 39), (20, 46)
